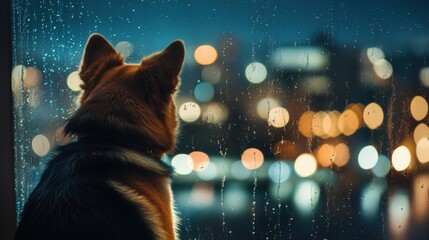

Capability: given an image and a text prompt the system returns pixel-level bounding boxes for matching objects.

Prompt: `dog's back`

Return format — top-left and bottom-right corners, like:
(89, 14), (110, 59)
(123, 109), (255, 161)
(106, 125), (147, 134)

(16, 34), (184, 240)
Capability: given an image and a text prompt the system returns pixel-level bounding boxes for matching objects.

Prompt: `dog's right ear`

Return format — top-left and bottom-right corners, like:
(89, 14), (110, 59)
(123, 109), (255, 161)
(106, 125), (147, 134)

(79, 34), (123, 86)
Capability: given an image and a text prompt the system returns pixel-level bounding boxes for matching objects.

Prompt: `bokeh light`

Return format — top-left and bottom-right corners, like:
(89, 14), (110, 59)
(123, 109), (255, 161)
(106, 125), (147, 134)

(115, 41), (134, 58)
(416, 138), (429, 164)
(201, 102), (229, 124)
(323, 111), (341, 137)
(294, 153), (317, 177)
(293, 180), (321, 215)
(67, 71), (83, 91)
(268, 161), (291, 183)
(413, 175), (429, 221)
(171, 154), (194, 175)
(371, 155), (391, 177)
(256, 97), (280, 120)
(361, 180), (386, 219)
(413, 123), (429, 144)
(363, 102), (384, 129)
(373, 59), (393, 79)
(190, 183), (215, 208)
(201, 65), (222, 84)
(241, 148), (264, 170)
(333, 143), (350, 167)
(389, 191), (410, 238)
(391, 146), (411, 171)
(316, 143), (335, 168)
(298, 111), (316, 138)
(194, 45), (218, 65)
(231, 161), (252, 180)
(366, 47), (385, 64)
(338, 109), (360, 136)
(311, 111), (327, 138)
(410, 95), (428, 121)
(31, 134), (50, 157)
(271, 47), (328, 71)
(23, 66), (42, 88)
(358, 145), (378, 170)
(267, 107), (289, 128)
(194, 82), (214, 103)
(189, 151), (210, 172)
(419, 67), (429, 87)
(272, 140), (298, 160)
(11, 65), (26, 92)
(245, 62), (267, 84)
(179, 102), (201, 123)
(196, 162), (219, 181)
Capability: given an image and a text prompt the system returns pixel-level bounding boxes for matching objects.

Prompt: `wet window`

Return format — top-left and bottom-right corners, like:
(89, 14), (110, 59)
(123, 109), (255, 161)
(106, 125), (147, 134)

(12, 0), (429, 239)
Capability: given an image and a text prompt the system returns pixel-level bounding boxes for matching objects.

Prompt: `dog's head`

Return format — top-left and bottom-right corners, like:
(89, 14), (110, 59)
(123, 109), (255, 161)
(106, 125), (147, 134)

(65, 34), (185, 157)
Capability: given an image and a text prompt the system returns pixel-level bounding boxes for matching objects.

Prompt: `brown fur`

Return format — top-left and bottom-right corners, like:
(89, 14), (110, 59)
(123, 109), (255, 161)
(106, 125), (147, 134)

(66, 34), (184, 158)
(65, 34), (184, 239)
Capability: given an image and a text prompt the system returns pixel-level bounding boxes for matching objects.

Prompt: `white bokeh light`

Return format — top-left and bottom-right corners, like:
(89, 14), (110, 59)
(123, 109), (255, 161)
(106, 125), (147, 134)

(268, 107), (289, 128)
(67, 71), (83, 91)
(358, 145), (378, 170)
(179, 102), (201, 123)
(245, 62), (267, 84)
(171, 154), (194, 175)
(31, 134), (50, 157)
(392, 146), (411, 172)
(268, 161), (291, 183)
(294, 153), (317, 177)
(115, 41), (134, 58)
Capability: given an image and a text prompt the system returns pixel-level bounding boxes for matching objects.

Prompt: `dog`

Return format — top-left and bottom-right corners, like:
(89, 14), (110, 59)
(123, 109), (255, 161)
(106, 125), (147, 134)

(15, 34), (185, 240)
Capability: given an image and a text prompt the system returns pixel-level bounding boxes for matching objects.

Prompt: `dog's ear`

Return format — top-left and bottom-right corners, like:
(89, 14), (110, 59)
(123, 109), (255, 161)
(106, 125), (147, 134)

(139, 40), (185, 92)
(79, 34), (123, 85)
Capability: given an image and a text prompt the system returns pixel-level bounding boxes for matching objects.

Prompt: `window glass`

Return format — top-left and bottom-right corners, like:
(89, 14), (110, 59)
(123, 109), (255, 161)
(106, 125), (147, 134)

(12, 0), (429, 239)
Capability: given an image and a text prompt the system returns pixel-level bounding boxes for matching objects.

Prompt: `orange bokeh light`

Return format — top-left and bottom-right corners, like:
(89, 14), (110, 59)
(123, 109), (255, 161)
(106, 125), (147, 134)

(189, 151), (210, 172)
(194, 45), (218, 65)
(241, 148), (264, 170)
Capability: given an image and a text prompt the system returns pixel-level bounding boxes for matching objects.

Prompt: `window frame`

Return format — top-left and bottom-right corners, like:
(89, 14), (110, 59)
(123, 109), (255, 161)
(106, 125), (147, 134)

(0, 0), (17, 239)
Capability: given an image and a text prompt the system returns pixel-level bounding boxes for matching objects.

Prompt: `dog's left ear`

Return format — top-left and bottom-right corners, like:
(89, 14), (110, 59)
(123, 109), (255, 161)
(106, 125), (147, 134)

(80, 34), (123, 87)
(140, 40), (185, 91)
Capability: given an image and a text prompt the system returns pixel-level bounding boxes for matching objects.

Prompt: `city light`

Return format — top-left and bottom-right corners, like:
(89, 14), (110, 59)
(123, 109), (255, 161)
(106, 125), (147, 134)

(194, 82), (214, 103)
(413, 123), (429, 144)
(419, 67), (429, 87)
(267, 107), (289, 128)
(194, 45), (218, 65)
(337, 109), (359, 136)
(179, 102), (201, 123)
(115, 41), (134, 58)
(391, 146), (411, 171)
(256, 97), (280, 120)
(268, 161), (291, 183)
(189, 151), (210, 172)
(171, 154), (194, 175)
(241, 148), (264, 170)
(373, 59), (393, 80)
(416, 138), (429, 163)
(271, 47), (328, 71)
(294, 153), (317, 177)
(201, 65), (222, 84)
(358, 145), (378, 170)
(366, 47), (385, 64)
(31, 134), (50, 157)
(363, 102), (384, 130)
(245, 62), (267, 84)
(371, 155), (391, 177)
(67, 71), (83, 91)
(298, 111), (316, 138)
(410, 95), (428, 121)
(293, 180), (320, 215)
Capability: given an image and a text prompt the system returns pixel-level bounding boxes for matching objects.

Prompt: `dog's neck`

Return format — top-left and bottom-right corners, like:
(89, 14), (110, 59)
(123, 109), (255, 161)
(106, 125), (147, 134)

(75, 132), (164, 159)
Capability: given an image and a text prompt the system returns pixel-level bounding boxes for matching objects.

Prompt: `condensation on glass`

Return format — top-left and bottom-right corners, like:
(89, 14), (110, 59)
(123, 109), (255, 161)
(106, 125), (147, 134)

(12, 0), (429, 239)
